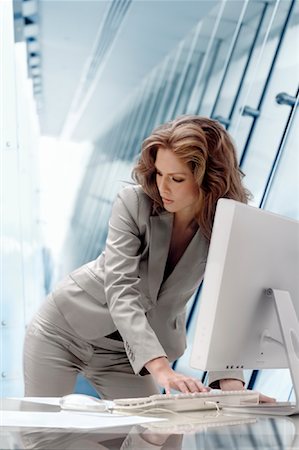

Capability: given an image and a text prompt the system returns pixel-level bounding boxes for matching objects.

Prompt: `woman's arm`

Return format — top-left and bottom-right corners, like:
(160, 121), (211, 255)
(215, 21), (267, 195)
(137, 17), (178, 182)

(104, 187), (167, 374)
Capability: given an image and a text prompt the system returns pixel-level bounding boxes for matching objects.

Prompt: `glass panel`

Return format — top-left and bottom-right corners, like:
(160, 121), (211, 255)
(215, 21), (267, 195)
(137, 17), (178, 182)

(253, 369), (293, 401)
(194, 0), (252, 116)
(228, 0), (293, 154)
(186, 0), (230, 114)
(211, 1), (268, 123)
(263, 107), (299, 220)
(1, 3), (45, 396)
(241, 15), (298, 205)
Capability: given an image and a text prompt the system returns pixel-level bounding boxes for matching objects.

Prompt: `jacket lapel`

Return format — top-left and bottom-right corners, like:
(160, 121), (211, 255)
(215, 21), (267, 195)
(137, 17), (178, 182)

(160, 228), (209, 295)
(148, 212), (173, 301)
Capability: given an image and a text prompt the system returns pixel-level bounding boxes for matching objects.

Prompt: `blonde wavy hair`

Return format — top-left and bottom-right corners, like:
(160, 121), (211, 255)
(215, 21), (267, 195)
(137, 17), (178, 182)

(132, 115), (251, 240)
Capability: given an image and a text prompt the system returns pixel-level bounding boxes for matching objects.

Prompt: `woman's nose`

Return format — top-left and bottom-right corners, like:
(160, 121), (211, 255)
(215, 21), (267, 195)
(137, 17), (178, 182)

(159, 176), (170, 193)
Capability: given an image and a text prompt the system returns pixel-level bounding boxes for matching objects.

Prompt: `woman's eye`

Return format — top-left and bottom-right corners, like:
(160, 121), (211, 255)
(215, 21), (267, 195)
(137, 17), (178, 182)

(155, 170), (184, 182)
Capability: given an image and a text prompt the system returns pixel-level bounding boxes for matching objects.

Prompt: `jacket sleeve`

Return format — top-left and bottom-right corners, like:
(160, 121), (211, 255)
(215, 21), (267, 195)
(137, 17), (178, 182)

(104, 186), (167, 374)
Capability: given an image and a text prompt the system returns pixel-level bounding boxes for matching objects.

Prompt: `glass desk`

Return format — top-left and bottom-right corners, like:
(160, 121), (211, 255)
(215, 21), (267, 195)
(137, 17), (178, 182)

(1, 398), (299, 449)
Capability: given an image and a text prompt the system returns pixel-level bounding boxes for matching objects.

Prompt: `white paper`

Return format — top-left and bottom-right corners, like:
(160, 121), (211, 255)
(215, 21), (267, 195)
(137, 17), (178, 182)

(1, 410), (165, 429)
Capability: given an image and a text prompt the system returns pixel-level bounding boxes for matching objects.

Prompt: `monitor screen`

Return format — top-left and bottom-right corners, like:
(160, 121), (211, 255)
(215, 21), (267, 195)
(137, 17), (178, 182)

(190, 199), (299, 372)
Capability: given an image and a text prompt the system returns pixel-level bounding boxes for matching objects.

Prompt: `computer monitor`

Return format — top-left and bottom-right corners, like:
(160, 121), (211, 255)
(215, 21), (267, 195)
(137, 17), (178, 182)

(190, 199), (299, 413)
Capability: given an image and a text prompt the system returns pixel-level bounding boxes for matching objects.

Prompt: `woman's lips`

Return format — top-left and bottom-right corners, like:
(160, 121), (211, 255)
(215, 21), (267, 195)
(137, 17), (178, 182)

(162, 198), (174, 204)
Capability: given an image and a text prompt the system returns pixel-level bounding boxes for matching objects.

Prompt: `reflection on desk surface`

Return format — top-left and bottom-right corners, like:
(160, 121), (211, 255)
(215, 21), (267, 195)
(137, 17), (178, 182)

(1, 398), (60, 412)
(1, 400), (299, 450)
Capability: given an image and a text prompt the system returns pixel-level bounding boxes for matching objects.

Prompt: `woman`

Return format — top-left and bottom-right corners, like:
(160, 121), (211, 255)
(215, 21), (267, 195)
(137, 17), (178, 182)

(23, 115), (272, 400)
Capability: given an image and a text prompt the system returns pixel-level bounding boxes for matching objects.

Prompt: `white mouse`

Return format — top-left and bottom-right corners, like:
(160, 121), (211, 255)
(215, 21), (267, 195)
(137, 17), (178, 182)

(60, 394), (109, 412)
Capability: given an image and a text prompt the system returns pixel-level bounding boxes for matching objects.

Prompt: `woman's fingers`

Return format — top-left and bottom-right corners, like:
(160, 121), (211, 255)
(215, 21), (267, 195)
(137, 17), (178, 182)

(182, 378), (208, 393)
(151, 365), (208, 394)
(183, 379), (199, 393)
(167, 375), (208, 393)
(259, 393), (276, 403)
(196, 379), (210, 392)
(176, 380), (189, 394)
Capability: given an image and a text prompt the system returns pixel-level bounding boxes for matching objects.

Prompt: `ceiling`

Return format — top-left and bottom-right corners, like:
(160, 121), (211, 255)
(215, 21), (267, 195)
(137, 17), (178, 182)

(28, 0), (217, 142)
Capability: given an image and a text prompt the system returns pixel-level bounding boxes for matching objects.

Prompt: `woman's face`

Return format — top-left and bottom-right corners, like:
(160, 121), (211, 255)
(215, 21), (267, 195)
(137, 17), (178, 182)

(155, 148), (199, 217)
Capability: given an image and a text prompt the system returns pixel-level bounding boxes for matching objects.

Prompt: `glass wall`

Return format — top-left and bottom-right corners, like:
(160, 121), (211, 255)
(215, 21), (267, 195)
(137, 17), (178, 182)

(1, 0), (45, 396)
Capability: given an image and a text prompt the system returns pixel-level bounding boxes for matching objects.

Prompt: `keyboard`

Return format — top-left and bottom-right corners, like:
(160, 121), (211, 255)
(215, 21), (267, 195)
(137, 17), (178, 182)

(112, 389), (260, 413)
(221, 402), (298, 416)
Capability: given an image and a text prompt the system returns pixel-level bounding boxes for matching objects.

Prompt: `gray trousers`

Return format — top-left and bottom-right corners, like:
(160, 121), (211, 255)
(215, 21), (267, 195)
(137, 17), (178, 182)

(23, 295), (159, 399)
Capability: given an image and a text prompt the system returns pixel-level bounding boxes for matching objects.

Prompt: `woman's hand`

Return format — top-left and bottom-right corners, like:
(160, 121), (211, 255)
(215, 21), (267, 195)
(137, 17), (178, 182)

(258, 393), (276, 403)
(219, 378), (244, 391)
(145, 357), (209, 394)
(220, 378), (276, 403)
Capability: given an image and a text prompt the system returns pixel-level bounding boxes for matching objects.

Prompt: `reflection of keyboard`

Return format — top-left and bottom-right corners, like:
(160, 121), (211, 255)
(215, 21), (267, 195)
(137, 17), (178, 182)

(113, 390), (259, 412)
(145, 414), (257, 433)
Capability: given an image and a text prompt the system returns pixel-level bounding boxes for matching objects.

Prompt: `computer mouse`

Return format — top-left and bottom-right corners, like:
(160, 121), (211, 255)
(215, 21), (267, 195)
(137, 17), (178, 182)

(60, 394), (109, 412)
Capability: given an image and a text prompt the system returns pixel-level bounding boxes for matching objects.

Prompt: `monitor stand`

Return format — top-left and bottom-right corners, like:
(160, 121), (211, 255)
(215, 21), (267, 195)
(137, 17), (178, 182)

(223, 289), (299, 416)
(267, 288), (299, 415)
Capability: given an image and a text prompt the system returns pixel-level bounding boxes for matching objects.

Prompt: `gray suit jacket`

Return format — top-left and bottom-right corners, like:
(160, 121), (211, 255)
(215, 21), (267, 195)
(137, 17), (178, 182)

(54, 185), (244, 385)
